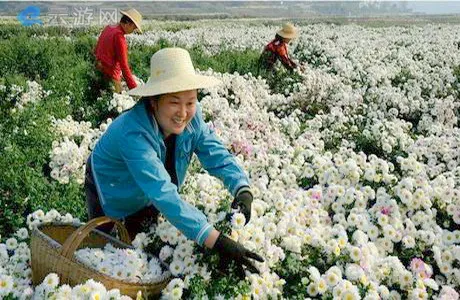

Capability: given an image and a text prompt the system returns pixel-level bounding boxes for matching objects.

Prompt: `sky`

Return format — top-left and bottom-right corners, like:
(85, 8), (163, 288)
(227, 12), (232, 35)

(3, 1), (460, 15)
(407, 1), (460, 14)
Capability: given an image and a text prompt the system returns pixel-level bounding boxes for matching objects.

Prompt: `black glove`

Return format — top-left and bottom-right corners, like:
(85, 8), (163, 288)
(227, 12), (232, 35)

(231, 190), (253, 224)
(214, 234), (264, 275)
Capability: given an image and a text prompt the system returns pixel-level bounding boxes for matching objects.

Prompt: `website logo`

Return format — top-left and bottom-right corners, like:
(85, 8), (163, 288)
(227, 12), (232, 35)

(17, 6), (43, 26)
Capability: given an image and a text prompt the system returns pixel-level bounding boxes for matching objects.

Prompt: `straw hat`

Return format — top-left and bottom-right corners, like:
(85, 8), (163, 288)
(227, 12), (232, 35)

(277, 23), (298, 39)
(120, 9), (143, 33)
(128, 48), (221, 97)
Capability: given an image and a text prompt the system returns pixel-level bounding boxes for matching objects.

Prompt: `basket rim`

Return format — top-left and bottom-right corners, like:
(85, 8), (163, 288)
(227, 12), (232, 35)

(32, 221), (171, 287)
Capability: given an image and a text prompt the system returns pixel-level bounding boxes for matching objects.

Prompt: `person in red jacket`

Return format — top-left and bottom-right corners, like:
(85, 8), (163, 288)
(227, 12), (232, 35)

(94, 9), (142, 93)
(259, 23), (299, 73)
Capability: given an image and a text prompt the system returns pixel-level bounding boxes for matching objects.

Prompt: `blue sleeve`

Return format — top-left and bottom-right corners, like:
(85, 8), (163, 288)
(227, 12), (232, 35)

(119, 130), (213, 246)
(194, 105), (250, 196)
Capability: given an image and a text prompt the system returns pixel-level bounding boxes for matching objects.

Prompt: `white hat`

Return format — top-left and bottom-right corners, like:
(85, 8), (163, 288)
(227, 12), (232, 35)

(120, 9), (143, 33)
(277, 23), (298, 39)
(128, 48), (221, 97)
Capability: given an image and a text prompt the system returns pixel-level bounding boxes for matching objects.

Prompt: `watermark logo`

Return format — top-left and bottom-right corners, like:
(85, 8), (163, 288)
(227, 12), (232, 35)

(17, 6), (43, 26)
(73, 7), (94, 26)
(17, 6), (119, 27)
(48, 7), (69, 26)
(100, 8), (118, 25)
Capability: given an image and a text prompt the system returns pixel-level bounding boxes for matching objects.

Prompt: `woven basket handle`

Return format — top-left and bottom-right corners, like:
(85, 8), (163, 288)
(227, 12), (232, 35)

(60, 216), (131, 259)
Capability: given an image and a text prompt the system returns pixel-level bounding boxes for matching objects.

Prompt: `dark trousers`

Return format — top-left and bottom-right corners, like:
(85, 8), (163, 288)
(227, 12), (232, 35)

(85, 157), (159, 240)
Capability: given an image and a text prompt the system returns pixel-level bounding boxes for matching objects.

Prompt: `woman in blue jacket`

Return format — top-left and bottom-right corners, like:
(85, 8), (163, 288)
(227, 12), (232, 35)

(85, 47), (263, 274)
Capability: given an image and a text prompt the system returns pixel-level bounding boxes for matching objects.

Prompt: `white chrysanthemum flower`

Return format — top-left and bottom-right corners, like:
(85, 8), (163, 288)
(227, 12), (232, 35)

(14, 228), (29, 240)
(349, 246), (361, 262)
(55, 284), (72, 298)
(402, 235), (416, 249)
(132, 232), (149, 249)
(166, 278), (185, 292)
(0, 275), (14, 295)
(342, 290), (360, 300)
(89, 290), (104, 300)
(317, 278), (327, 294)
(5, 238), (18, 251)
(231, 213), (246, 230)
(43, 273), (60, 290)
(400, 271), (413, 287)
(159, 245), (174, 262)
(169, 286), (183, 300)
(325, 271), (339, 287)
(442, 231), (455, 246)
(308, 266), (321, 282)
(307, 282), (318, 296)
(107, 289), (122, 298)
(169, 260), (185, 277)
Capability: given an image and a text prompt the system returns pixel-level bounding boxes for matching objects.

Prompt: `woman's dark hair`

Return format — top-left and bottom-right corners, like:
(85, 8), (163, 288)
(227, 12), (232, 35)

(275, 33), (283, 40)
(120, 15), (134, 24)
(142, 95), (163, 114)
(141, 95), (162, 102)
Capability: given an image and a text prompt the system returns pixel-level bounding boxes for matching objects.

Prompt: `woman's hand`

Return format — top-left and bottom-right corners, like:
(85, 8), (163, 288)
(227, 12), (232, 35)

(231, 190), (253, 224)
(213, 234), (264, 275)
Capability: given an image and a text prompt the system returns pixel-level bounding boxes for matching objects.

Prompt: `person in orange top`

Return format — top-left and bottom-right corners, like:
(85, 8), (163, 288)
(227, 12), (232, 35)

(94, 9), (142, 93)
(259, 23), (299, 73)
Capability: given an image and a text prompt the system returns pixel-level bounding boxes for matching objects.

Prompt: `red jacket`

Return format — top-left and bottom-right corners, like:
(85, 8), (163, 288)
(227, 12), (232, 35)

(261, 38), (297, 71)
(94, 25), (137, 89)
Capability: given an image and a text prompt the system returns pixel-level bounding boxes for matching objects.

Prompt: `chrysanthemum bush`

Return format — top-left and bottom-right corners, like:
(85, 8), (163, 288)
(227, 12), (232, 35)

(128, 24), (289, 55)
(48, 91), (139, 185)
(1, 22), (460, 299)
(33, 273), (135, 300)
(4, 80), (51, 112)
(107, 91), (137, 114)
(48, 115), (112, 184)
(0, 210), (80, 299)
(8, 68), (455, 298)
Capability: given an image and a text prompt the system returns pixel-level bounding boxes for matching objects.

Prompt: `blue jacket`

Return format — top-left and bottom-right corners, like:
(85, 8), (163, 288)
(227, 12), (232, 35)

(91, 100), (250, 246)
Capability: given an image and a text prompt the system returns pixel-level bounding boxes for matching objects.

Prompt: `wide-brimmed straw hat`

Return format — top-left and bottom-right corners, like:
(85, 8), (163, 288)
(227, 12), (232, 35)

(128, 48), (221, 97)
(277, 23), (298, 39)
(120, 9), (143, 33)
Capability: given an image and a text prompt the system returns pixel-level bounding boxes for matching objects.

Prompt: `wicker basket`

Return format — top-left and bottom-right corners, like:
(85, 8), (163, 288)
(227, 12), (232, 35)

(31, 216), (170, 298)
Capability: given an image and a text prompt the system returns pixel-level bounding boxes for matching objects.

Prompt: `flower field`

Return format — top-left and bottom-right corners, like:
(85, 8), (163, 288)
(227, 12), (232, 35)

(0, 20), (459, 299)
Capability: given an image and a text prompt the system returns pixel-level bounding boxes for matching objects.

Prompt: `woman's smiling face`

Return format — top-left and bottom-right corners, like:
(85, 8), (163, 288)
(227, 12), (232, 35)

(152, 89), (197, 138)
